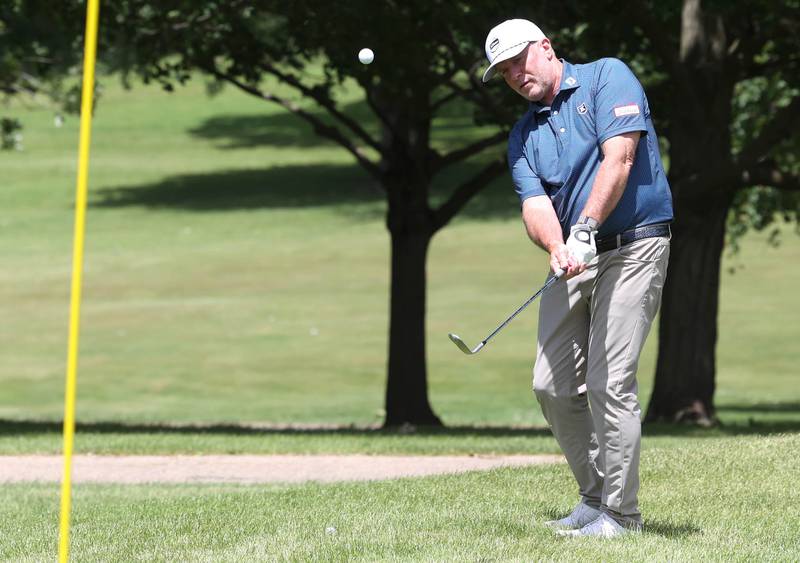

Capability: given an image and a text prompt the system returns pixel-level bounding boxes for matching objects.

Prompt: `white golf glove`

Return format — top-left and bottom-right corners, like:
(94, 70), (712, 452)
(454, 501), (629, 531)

(565, 224), (597, 265)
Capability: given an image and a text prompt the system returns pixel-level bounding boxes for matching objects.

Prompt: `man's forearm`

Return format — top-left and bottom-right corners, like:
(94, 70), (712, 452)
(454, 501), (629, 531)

(521, 195), (564, 253)
(522, 195), (584, 278)
(581, 160), (632, 224)
(581, 132), (639, 224)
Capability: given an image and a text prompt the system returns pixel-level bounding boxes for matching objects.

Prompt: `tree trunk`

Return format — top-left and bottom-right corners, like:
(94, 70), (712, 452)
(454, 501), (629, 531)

(380, 173), (442, 427)
(647, 1), (736, 425)
(645, 193), (733, 425)
(382, 226), (442, 427)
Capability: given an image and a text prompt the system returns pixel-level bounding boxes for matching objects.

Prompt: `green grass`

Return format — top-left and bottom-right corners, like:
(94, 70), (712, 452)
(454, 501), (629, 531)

(2, 434), (798, 561)
(1, 73), (799, 451)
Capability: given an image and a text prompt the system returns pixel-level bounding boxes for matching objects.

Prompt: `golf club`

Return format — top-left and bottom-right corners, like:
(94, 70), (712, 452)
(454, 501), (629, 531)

(448, 269), (565, 355)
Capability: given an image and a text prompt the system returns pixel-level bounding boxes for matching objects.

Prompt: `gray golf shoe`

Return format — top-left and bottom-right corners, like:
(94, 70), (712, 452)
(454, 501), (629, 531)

(557, 512), (641, 538)
(544, 503), (603, 530)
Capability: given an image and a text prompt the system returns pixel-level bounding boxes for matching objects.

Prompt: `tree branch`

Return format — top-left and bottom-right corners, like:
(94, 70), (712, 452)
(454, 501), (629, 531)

(441, 29), (513, 126)
(430, 61), (478, 113)
(432, 156), (507, 231)
(430, 86), (464, 113)
(740, 166), (800, 192)
(736, 95), (800, 170)
(431, 130), (507, 173)
(203, 65), (383, 183)
(258, 62), (383, 154)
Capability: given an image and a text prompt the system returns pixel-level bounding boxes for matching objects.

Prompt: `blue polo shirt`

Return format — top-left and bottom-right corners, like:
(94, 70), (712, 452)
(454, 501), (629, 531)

(508, 58), (673, 240)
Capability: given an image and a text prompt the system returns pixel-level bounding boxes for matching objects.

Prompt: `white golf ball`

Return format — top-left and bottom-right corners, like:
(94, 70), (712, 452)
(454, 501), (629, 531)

(358, 48), (374, 65)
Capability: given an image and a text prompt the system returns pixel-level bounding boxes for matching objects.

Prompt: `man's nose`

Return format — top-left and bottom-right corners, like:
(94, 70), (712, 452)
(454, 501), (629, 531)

(512, 63), (524, 83)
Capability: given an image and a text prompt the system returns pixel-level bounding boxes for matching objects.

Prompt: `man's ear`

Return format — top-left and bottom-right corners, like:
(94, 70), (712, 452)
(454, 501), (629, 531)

(540, 38), (553, 59)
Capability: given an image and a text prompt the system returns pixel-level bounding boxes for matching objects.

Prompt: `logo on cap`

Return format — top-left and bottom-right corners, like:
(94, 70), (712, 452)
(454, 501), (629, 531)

(489, 38), (500, 53)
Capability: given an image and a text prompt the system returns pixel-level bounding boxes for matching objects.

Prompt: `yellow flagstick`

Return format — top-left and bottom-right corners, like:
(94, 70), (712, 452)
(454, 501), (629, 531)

(59, 0), (101, 561)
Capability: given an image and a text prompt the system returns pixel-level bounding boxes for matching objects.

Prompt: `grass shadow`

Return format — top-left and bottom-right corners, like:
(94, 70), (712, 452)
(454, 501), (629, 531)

(0, 419), (555, 439)
(91, 164), (384, 215)
(188, 111), (364, 150)
(644, 519), (702, 538)
(716, 402), (800, 413)
(187, 98), (495, 153)
(90, 161), (521, 221)
(188, 99), (377, 150)
(3, 418), (798, 438)
(643, 418), (800, 437)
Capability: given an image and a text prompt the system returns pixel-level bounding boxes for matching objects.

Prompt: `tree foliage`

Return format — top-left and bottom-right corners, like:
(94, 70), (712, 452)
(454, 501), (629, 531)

(0, 1), (89, 148)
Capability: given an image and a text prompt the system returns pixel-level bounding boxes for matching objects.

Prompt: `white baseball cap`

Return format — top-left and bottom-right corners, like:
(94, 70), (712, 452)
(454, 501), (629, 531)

(482, 19), (546, 82)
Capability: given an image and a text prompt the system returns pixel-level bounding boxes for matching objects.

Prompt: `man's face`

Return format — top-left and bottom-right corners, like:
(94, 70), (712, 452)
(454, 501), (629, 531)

(496, 40), (555, 102)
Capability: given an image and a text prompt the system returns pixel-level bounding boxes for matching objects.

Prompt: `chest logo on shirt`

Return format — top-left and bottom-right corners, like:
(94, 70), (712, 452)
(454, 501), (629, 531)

(565, 76), (577, 86)
(577, 103), (588, 115)
(613, 104), (641, 117)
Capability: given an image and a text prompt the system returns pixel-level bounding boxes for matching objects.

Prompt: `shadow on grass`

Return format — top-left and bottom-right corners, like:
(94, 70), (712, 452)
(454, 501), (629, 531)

(0, 419), (554, 438)
(91, 165), (384, 214)
(644, 519), (702, 538)
(90, 162), (519, 221)
(189, 113), (335, 150)
(188, 103), (378, 150)
(96, 94), (518, 218)
(186, 101), (493, 153)
(716, 402), (800, 413)
(642, 418), (800, 437)
(2, 418), (799, 438)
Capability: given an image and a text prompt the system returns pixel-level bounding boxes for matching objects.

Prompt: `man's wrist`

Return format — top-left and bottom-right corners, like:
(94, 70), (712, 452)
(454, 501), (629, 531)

(577, 215), (599, 231)
(544, 240), (567, 254)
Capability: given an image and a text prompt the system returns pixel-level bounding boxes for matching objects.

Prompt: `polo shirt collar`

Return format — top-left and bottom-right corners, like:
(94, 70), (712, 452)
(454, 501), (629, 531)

(529, 59), (580, 114)
(558, 60), (580, 92)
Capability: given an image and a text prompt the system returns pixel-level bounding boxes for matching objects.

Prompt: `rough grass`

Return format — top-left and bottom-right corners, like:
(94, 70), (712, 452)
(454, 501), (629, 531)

(1, 434), (798, 561)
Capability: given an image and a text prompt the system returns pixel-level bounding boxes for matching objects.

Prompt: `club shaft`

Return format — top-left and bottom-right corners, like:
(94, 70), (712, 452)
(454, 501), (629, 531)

(479, 274), (561, 346)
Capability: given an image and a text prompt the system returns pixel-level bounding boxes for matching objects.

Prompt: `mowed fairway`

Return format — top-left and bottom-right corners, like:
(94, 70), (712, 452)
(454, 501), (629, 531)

(1, 76), (799, 559)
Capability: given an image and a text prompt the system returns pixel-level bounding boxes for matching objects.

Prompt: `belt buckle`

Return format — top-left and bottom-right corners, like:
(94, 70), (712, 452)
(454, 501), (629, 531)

(615, 233), (622, 249)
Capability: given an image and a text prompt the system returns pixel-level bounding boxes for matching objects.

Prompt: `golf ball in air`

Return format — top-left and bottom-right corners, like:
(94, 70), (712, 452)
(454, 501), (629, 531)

(358, 48), (374, 65)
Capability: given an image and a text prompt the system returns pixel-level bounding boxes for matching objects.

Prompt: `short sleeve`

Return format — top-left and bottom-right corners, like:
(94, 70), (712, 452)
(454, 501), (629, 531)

(508, 122), (546, 203)
(593, 59), (648, 145)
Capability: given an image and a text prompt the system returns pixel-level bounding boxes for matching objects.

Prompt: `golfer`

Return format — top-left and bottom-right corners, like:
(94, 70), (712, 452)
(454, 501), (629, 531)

(482, 19), (673, 537)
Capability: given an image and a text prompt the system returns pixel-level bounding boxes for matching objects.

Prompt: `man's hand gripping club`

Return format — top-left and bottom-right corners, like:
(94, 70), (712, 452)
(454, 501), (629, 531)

(521, 197), (598, 280)
(554, 221), (597, 279)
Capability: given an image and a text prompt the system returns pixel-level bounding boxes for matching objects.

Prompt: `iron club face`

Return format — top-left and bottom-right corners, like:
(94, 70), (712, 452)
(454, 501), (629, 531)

(448, 333), (485, 355)
(447, 269), (564, 356)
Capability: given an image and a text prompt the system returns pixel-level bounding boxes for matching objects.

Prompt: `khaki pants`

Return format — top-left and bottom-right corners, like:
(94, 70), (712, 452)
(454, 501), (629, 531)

(533, 235), (670, 525)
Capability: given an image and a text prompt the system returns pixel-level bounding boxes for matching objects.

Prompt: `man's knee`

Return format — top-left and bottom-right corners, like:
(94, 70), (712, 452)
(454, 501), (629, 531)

(533, 364), (575, 405)
(586, 377), (640, 418)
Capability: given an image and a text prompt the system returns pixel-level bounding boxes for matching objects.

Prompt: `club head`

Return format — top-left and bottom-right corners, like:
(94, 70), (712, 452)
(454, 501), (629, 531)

(448, 333), (484, 355)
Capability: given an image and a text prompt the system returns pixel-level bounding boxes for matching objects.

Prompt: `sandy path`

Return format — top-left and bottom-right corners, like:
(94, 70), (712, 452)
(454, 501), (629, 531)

(0, 454), (563, 484)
